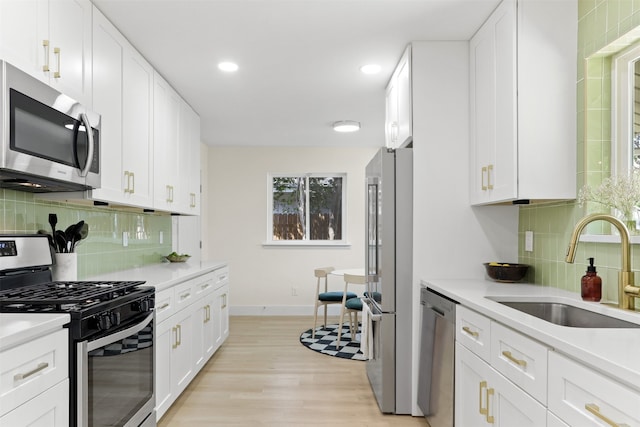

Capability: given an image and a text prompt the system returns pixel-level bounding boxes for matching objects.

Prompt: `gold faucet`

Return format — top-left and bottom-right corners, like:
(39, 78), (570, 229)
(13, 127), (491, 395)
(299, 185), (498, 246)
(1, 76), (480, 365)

(565, 213), (640, 310)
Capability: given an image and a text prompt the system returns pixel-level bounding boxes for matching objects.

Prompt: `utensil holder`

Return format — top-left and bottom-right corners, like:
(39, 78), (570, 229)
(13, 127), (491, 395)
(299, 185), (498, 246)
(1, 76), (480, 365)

(53, 253), (77, 281)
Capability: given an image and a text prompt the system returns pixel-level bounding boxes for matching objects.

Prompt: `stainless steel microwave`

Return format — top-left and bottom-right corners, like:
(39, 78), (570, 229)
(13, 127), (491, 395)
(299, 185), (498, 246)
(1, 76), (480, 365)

(0, 60), (100, 192)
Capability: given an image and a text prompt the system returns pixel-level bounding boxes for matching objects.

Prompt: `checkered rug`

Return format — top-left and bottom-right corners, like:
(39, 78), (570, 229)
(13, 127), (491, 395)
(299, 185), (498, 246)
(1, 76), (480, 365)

(299, 323), (366, 361)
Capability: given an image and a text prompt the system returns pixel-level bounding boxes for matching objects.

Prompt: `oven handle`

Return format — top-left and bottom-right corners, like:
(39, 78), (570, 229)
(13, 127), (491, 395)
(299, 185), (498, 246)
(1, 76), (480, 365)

(78, 112), (95, 178)
(87, 312), (154, 352)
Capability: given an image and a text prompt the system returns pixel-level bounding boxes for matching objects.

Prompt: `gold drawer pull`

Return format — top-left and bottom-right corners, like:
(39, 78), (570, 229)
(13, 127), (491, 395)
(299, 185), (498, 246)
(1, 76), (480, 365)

(481, 166), (488, 190)
(14, 362), (49, 381)
(502, 350), (527, 367)
(158, 303), (170, 310)
(486, 387), (495, 424)
(487, 164), (494, 190)
(479, 381), (488, 415)
(180, 292), (191, 300)
(462, 326), (479, 338)
(585, 403), (630, 427)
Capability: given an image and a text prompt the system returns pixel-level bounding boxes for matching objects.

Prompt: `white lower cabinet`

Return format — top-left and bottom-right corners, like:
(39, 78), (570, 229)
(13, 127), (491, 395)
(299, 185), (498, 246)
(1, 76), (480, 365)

(0, 327), (69, 427)
(155, 266), (230, 421)
(456, 343), (546, 426)
(548, 351), (640, 426)
(0, 378), (69, 427)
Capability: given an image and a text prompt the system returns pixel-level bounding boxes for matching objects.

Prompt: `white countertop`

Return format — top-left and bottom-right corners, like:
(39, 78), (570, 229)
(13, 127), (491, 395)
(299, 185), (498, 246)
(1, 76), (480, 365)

(0, 313), (70, 351)
(87, 260), (228, 292)
(422, 279), (640, 392)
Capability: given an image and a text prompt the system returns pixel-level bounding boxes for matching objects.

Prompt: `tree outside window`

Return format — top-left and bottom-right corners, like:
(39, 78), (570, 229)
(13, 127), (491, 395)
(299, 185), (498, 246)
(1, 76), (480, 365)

(269, 174), (345, 242)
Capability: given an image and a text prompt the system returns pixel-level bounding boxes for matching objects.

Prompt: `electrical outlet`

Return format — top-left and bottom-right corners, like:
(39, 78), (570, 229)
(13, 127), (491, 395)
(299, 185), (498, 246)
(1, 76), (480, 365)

(159, 231), (164, 244)
(122, 231), (129, 247)
(525, 231), (533, 252)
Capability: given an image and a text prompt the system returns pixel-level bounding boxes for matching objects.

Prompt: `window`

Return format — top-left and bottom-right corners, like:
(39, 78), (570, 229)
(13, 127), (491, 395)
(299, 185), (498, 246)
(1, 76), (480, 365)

(267, 173), (347, 245)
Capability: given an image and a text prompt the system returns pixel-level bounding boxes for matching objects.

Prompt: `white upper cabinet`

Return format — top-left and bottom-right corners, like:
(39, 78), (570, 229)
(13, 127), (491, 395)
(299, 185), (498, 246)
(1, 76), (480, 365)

(153, 72), (181, 212)
(469, 0), (577, 205)
(385, 46), (412, 148)
(0, 0), (92, 106)
(90, 7), (154, 209)
(177, 101), (201, 215)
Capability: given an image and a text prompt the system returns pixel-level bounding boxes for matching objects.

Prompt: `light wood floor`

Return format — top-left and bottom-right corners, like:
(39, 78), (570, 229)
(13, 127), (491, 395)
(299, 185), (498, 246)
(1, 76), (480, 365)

(158, 316), (428, 426)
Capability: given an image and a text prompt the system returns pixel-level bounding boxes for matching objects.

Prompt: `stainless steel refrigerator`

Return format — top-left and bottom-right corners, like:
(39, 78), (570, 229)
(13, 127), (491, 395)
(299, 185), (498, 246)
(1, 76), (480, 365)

(364, 147), (413, 414)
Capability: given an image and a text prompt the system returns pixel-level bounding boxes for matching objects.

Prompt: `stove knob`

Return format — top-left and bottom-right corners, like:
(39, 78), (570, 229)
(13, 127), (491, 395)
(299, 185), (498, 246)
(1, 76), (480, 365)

(133, 298), (153, 312)
(97, 313), (112, 330)
(111, 311), (121, 327)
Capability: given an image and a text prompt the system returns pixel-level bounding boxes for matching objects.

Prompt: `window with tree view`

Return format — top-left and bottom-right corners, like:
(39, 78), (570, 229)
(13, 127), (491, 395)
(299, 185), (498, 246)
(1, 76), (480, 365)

(269, 174), (346, 243)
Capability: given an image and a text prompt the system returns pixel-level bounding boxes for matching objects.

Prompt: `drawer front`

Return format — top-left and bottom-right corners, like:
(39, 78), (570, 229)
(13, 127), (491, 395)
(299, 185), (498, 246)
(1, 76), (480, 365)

(548, 351), (640, 426)
(214, 267), (229, 290)
(456, 305), (491, 362)
(174, 279), (195, 311)
(194, 273), (215, 297)
(155, 287), (175, 324)
(0, 378), (69, 426)
(490, 322), (548, 405)
(0, 329), (68, 416)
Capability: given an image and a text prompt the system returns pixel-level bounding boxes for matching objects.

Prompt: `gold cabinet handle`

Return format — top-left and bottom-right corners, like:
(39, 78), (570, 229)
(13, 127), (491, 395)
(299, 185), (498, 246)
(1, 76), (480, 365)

(486, 387), (495, 424)
(180, 292), (191, 300)
(585, 404), (630, 427)
(42, 40), (50, 72)
(53, 47), (61, 78)
(158, 302), (169, 310)
(487, 164), (494, 190)
(14, 362), (49, 381)
(222, 293), (228, 309)
(124, 171), (131, 193)
(172, 326), (178, 349)
(130, 172), (135, 194)
(502, 350), (527, 368)
(481, 166), (488, 190)
(479, 381), (488, 415)
(462, 326), (479, 338)
(176, 324), (182, 347)
(166, 185), (172, 203)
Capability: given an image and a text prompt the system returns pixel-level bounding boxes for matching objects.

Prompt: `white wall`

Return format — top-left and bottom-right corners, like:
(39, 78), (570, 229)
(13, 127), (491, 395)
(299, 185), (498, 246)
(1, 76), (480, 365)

(206, 146), (378, 315)
(410, 41), (518, 415)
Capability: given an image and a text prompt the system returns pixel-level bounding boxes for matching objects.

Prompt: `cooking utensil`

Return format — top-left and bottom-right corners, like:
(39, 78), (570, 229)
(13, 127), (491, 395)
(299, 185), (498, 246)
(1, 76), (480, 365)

(48, 213), (57, 240)
(66, 220), (84, 252)
(55, 230), (67, 253)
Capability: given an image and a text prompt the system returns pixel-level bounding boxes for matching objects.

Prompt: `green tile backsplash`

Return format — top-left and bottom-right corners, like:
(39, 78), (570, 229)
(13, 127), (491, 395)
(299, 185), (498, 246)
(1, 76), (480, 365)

(520, 0), (640, 303)
(0, 189), (172, 278)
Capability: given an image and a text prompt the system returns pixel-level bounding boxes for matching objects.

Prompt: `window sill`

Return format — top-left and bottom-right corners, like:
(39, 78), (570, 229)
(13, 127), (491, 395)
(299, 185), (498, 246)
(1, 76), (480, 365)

(262, 241), (352, 248)
(579, 234), (640, 244)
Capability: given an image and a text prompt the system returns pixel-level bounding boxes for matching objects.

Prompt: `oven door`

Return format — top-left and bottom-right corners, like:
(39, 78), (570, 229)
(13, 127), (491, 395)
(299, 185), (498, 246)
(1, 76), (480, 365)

(78, 312), (155, 427)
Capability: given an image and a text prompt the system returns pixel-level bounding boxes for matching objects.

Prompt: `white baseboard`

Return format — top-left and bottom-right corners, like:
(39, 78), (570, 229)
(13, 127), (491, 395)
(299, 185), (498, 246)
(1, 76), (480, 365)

(229, 305), (343, 316)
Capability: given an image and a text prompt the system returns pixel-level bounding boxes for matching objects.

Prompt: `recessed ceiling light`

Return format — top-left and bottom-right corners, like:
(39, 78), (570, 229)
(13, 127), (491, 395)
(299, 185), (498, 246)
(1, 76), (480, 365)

(332, 120), (361, 132)
(360, 64), (381, 75)
(218, 62), (239, 72)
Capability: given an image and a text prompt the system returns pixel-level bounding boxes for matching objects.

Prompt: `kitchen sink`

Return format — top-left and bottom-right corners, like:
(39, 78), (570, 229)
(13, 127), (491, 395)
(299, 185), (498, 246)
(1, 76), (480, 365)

(494, 300), (640, 328)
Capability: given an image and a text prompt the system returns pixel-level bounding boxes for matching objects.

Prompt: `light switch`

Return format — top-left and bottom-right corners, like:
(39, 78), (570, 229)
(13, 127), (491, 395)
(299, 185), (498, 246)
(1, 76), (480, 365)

(525, 231), (533, 252)
(123, 231), (129, 247)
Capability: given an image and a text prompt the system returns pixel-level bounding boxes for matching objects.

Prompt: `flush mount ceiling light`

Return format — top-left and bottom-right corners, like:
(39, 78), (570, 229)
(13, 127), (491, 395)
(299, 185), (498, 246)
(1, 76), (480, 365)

(332, 120), (361, 132)
(359, 64), (381, 75)
(218, 61), (239, 72)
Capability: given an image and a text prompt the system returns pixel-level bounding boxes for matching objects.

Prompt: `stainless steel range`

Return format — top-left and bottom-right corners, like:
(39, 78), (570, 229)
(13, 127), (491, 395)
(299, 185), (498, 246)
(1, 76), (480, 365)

(0, 235), (156, 427)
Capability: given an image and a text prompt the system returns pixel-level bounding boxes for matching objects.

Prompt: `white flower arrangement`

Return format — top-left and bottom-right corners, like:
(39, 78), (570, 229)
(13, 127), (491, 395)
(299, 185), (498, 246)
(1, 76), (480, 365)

(577, 170), (640, 222)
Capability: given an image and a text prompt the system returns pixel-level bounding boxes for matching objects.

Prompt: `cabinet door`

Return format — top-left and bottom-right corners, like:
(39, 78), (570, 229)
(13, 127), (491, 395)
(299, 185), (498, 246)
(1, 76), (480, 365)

(121, 49), (154, 208)
(48, 0), (92, 105)
(455, 343), (492, 426)
(0, 379), (69, 427)
(385, 75), (399, 148)
(456, 343), (546, 427)
(153, 73), (181, 211)
(0, 0), (48, 82)
(469, 0), (517, 205)
(172, 307), (194, 396)
(395, 49), (411, 147)
(91, 8), (125, 204)
(154, 319), (175, 421)
(176, 101), (200, 214)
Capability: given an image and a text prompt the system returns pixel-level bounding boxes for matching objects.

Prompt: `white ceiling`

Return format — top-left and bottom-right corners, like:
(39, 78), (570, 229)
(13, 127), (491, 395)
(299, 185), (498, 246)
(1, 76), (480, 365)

(91, 0), (500, 147)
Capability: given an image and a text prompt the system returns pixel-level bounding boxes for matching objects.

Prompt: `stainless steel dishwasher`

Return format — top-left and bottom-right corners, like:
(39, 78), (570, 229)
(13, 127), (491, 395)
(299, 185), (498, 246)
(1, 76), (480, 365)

(418, 287), (457, 427)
